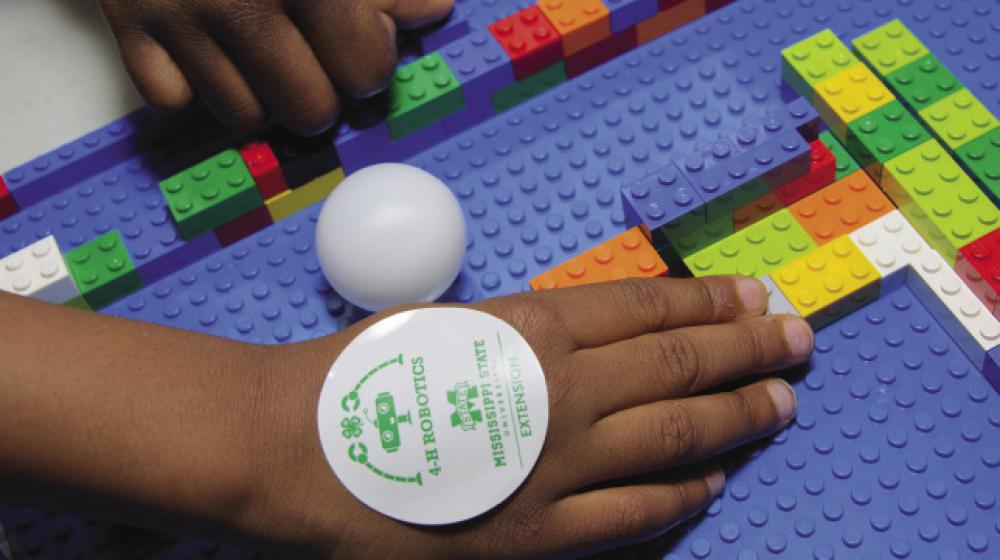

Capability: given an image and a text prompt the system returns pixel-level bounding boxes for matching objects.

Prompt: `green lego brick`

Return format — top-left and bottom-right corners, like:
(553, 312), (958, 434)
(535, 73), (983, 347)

(819, 130), (860, 180)
(387, 52), (465, 138)
(780, 29), (857, 101)
(883, 139), (1000, 264)
(65, 230), (142, 309)
(492, 62), (567, 112)
(684, 208), (816, 278)
(63, 294), (91, 311)
(845, 100), (929, 184)
(919, 88), (1000, 150)
(159, 149), (263, 240)
(852, 19), (928, 77)
(884, 53), (961, 112)
(954, 126), (1000, 203)
(660, 212), (732, 261)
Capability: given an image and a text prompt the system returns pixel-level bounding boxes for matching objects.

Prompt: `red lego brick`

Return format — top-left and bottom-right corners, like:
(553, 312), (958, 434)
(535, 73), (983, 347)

(489, 6), (563, 80)
(565, 27), (637, 78)
(239, 141), (289, 200)
(0, 175), (18, 219)
(956, 229), (1000, 319)
(214, 205), (274, 247)
(772, 139), (836, 206)
(530, 227), (668, 289)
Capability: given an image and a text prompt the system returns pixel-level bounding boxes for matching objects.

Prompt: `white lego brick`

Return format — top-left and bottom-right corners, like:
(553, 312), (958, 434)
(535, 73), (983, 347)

(849, 210), (930, 279)
(0, 236), (79, 303)
(760, 275), (799, 316)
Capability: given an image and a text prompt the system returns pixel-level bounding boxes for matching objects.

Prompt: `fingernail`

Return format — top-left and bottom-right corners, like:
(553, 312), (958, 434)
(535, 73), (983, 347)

(736, 277), (768, 315)
(782, 317), (814, 360)
(767, 379), (798, 423)
(704, 466), (726, 497)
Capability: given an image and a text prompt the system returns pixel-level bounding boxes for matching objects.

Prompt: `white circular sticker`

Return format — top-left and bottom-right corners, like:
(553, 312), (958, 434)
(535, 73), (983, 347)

(317, 308), (549, 525)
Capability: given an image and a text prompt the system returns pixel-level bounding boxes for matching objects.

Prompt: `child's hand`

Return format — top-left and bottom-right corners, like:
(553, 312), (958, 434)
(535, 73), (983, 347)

(250, 276), (812, 558)
(99, 0), (455, 134)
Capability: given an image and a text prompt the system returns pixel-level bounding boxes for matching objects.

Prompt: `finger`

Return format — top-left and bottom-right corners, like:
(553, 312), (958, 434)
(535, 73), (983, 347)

(579, 314), (812, 415)
(535, 276), (769, 349)
(209, 11), (340, 134)
(582, 379), (795, 484)
(549, 465), (724, 554)
(376, 0), (456, 29)
(155, 30), (265, 131)
(108, 30), (193, 109)
(286, 0), (398, 98)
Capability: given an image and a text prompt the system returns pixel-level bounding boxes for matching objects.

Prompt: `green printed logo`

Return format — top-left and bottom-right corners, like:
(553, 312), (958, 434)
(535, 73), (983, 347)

(447, 381), (483, 431)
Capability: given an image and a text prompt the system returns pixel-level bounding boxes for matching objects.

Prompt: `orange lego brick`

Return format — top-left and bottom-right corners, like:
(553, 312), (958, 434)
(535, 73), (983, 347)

(734, 190), (784, 232)
(530, 227), (667, 289)
(635, 0), (705, 45)
(788, 169), (893, 245)
(537, 0), (612, 56)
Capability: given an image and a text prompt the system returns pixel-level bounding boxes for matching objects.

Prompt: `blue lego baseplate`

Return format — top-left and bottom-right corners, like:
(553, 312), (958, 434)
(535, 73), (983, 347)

(4, 0), (1000, 557)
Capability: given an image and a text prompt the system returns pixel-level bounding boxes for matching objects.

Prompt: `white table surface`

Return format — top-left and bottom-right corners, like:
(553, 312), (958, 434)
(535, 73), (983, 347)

(0, 1), (143, 172)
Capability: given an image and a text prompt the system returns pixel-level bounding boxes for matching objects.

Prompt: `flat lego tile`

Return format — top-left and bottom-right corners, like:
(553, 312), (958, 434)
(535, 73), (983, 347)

(882, 139), (1000, 264)
(0, 236), (79, 304)
(789, 169), (893, 245)
(439, 30), (516, 101)
(529, 227), (666, 289)
(602, 0), (658, 33)
(158, 149), (264, 240)
(919, 88), (1000, 151)
(954, 125), (1000, 203)
(770, 235), (880, 327)
(65, 230), (142, 310)
(851, 18), (928, 77)
(265, 168), (344, 223)
(780, 29), (856, 100)
(772, 138), (836, 205)
(759, 274), (799, 316)
(537, 0), (612, 56)
(685, 208), (815, 278)
(818, 129), (860, 180)
(844, 100), (929, 184)
(814, 62), (896, 140)
(386, 52), (466, 139)
(634, 0), (705, 45)
(238, 141), (288, 200)
(488, 6), (563, 80)
(0, 175), (17, 219)
(884, 53), (961, 113)
(956, 227), (1000, 319)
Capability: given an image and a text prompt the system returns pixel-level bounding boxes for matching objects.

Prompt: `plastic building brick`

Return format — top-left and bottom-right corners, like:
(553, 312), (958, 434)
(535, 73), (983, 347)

(849, 210), (930, 282)
(919, 88), (1000, 151)
(732, 190), (782, 232)
(780, 29), (856, 102)
(769, 235), (880, 328)
(0, 236), (79, 304)
(529, 227), (666, 289)
(65, 230), (142, 309)
(262, 126), (340, 188)
(685, 208), (815, 278)
(814, 62), (895, 140)
(238, 141), (288, 200)
(488, 6), (563, 80)
(956, 228), (1000, 318)
(214, 206), (273, 248)
(759, 274), (799, 316)
(789, 169), (893, 245)
(158, 149), (264, 240)
(536, 0), (611, 56)
(955, 125), (1000, 202)
(491, 61), (567, 111)
(386, 52), (466, 139)
(634, 0), (705, 45)
(440, 30), (516, 102)
(564, 27), (637, 78)
(602, 0), (658, 33)
(265, 168), (344, 223)
(844, 100), (929, 184)
(882, 139), (1000, 264)
(851, 18), (928, 77)
(818, 129), (860, 180)
(622, 163), (704, 239)
(0, 176), (17, 219)
(772, 139), (835, 205)
(884, 53), (961, 113)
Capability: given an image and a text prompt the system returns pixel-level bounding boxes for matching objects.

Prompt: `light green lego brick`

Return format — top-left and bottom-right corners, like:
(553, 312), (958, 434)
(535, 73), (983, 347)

(819, 129), (861, 180)
(954, 125), (1000, 203)
(65, 230), (142, 309)
(919, 88), (1000, 150)
(387, 52), (465, 139)
(852, 19), (928, 77)
(492, 62), (567, 112)
(883, 139), (1000, 264)
(781, 29), (857, 100)
(684, 208), (816, 278)
(159, 149), (263, 240)
(884, 53), (961, 112)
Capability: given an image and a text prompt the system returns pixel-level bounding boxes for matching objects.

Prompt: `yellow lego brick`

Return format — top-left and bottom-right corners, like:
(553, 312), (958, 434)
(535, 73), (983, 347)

(770, 236), (880, 328)
(265, 168), (345, 222)
(815, 63), (895, 141)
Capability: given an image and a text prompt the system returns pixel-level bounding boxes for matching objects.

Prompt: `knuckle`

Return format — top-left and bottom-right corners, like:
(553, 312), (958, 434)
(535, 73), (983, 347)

(652, 403), (700, 462)
(732, 389), (764, 431)
(614, 279), (671, 333)
(606, 493), (658, 538)
(650, 332), (701, 396)
(691, 278), (725, 321)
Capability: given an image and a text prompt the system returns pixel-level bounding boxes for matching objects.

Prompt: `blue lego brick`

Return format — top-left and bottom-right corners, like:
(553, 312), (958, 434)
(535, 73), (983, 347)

(440, 30), (516, 100)
(666, 282), (1000, 558)
(622, 162), (705, 235)
(603, 0), (659, 33)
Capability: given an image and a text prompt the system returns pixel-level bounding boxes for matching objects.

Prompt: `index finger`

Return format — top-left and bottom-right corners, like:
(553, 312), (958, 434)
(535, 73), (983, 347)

(536, 276), (769, 348)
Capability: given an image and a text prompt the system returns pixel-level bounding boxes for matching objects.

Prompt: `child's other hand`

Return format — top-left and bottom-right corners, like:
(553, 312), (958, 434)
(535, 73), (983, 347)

(99, 0), (455, 134)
